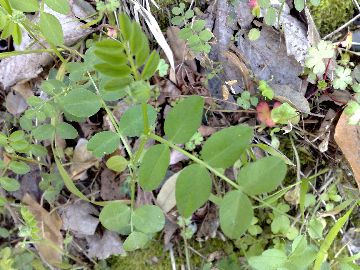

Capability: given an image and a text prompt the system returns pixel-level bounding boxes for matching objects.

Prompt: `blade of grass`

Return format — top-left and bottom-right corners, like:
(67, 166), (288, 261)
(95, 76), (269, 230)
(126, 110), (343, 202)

(313, 202), (358, 270)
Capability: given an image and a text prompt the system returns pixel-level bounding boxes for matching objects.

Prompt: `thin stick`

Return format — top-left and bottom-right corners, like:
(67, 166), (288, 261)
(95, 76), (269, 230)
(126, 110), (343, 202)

(323, 13), (360, 40)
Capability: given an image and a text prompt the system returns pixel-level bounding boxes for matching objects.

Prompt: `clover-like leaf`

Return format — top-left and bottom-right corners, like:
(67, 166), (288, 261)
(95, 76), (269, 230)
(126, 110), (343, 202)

(305, 41), (334, 74)
(333, 66), (352, 90)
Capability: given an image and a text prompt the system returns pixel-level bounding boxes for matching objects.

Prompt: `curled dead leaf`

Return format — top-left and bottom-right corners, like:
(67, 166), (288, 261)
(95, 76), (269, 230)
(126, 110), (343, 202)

(334, 112), (360, 191)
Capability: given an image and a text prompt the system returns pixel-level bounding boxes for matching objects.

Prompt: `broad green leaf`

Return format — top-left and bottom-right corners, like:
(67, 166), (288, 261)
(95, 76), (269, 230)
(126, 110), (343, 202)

(271, 103), (299, 124)
(219, 191), (253, 239)
(30, 145), (48, 157)
(87, 131), (120, 158)
(123, 231), (150, 251)
(164, 96), (204, 144)
(133, 205), (165, 234)
(248, 28), (260, 41)
(106, 155), (128, 173)
(39, 12), (64, 46)
(0, 177), (20, 192)
(10, 140), (29, 153)
(103, 77), (132, 92)
(9, 160), (30, 174)
(45, 0), (70, 14)
(32, 124), (56, 141)
(12, 24), (22, 45)
(61, 88), (101, 118)
(94, 63), (131, 77)
(129, 22), (149, 66)
(139, 144), (170, 191)
(201, 125), (253, 168)
(264, 7), (276, 26)
(248, 249), (287, 270)
(9, 130), (24, 141)
(294, 0), (305, 11)
(56, 122), (78, 139)
(314, 205), (356, 270)
(94, 40), (127, 65)
(0, 21), (14, 39)
(199, 29), (213, 42)
(141, 51), (160, 80)
(118, 104), (157, 137)
(176, 164), (212, 218)
(9, 0), (38, 11)
(119, 13), (132, 40)
(237, 156), (287, 195)
(99, 202), (131, 234)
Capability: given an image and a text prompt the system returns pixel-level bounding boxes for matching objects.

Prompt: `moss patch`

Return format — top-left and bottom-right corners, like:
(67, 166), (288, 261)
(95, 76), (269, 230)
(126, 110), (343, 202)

(107, 238), (238, 270)
(309, 0), (354, 36)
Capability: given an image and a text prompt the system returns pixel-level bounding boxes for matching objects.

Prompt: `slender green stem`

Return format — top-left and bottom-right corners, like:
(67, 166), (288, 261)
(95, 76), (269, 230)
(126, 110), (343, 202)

(149, 132), (301, 223)
(87, 72), (133, 159)
(133, 135), (149, 164)
(148, 133), (240, 189)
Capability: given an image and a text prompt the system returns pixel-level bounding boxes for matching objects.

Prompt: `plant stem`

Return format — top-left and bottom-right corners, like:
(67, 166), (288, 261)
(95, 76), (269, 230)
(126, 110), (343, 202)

(148, 133), (240, 189)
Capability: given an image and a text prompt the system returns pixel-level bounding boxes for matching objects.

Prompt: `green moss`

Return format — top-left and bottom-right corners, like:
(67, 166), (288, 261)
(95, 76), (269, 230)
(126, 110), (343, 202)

(309, 0), (354, 36)
(107, 237), (238, 270)
(150, 0), (174, 30)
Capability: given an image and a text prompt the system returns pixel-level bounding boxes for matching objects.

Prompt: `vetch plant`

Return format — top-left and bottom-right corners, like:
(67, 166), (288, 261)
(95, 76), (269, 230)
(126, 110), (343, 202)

(10, 13), (290, 254)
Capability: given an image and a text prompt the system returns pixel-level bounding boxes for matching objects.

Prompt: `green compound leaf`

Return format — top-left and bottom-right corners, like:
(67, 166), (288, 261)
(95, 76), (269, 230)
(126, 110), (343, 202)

(123, 231), (150, 252)
(271, 103), (299, 125)
(99, 202), (131, 234)
(164, 96), (204, 144)
(176, 164), (212, 218)
(142, 51), (160, 80)
(237, 156), (287, 196)
(32, 124), (56, 141)
(87, 131), (120, 158)
(201, 125), (253, 169)
(8, 160), (30, 175)
(56, 122), (78, 140)
(305, 40), (334, 74)
(333, 66), (352, 90)
(9, 0), (39, 12)
(39, 12), (64, 46)
(61, 88), (101, 118)
(44, 0), (70, 14)
(133, 205), (165, 234)
(219, 190), (253, 239)
(0, 177), (20, 192)
(118, 104), (157, 137)
(106, 155), (128, 173)
(139, 144), (170, 191)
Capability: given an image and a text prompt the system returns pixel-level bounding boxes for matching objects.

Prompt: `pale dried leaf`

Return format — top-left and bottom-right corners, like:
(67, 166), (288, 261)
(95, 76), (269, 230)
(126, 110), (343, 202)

(156, 172), (180, 213)
(60, 201), (99, 236)
(70, 139), (98, 180)
(86, 231), (124, 259)
(5, 91), (28, 115)
(22, 194), (63, 266)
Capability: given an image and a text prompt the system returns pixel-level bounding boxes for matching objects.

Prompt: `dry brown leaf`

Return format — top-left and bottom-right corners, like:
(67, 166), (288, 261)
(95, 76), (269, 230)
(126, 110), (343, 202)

(334, 112), (360, 191)
(22, 194), (63, 266)
(70, 138), (98, 180)
(5, 91), (28, 115)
